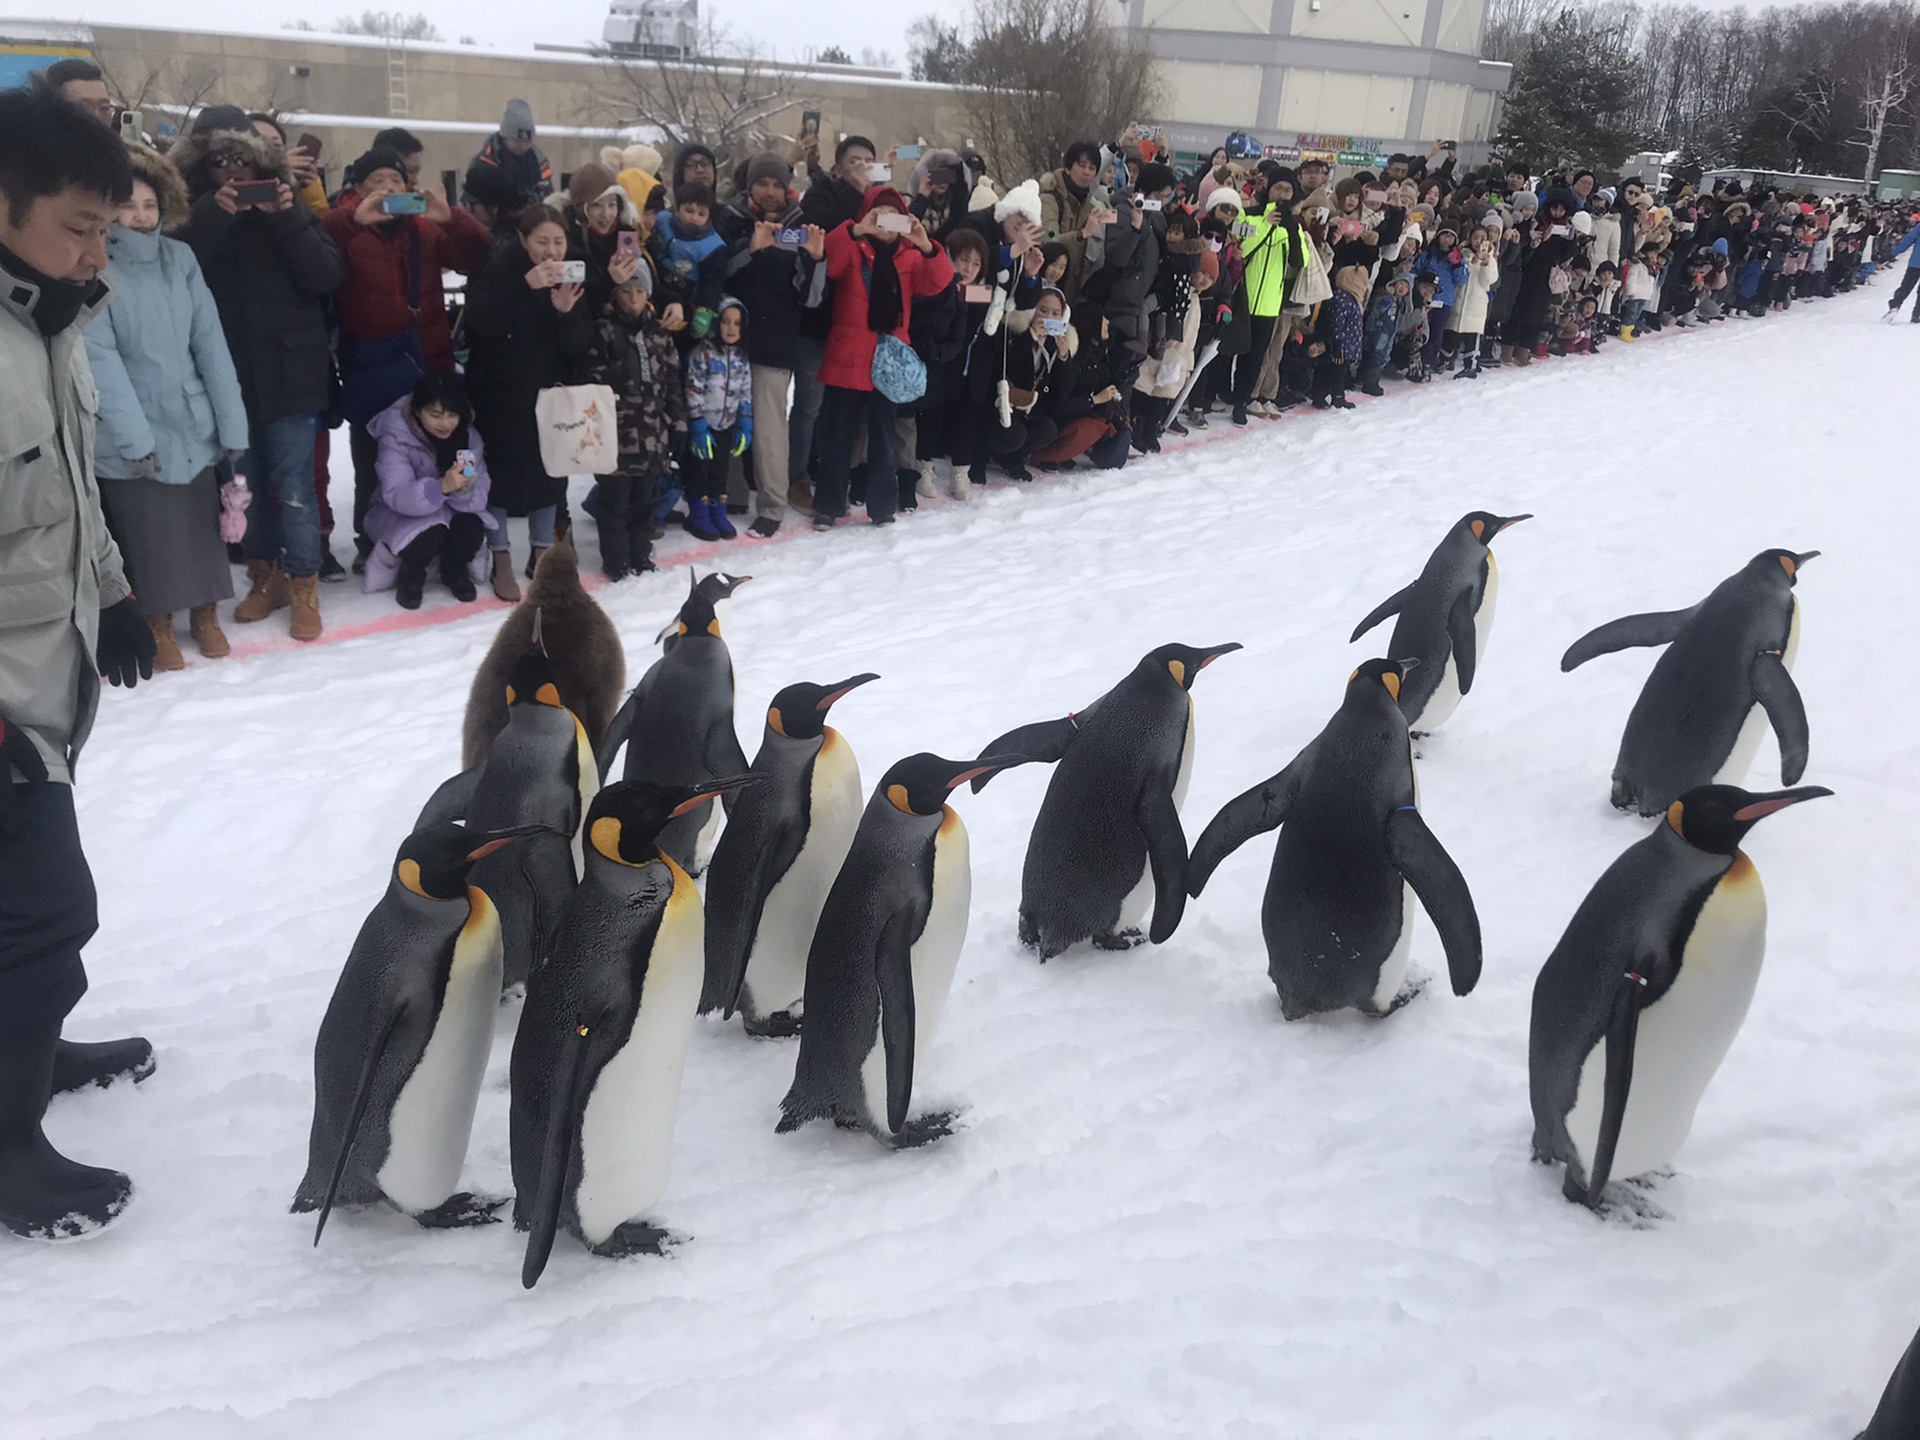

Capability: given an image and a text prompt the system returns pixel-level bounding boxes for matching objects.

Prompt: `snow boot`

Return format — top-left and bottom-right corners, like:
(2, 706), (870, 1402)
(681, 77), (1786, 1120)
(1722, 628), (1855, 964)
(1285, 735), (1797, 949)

(1360, 380), (1385, 397)
(1231, 403), (1249, 426)
(951, 465), (974, 503)
(395, 554), (428, 610)
(710, 500), (738, 539)
(523, 546), (548, 581)
(189, 604), (229, 659)
(684, 499), (721, 542)
(51, 1036), (154, 1095)
(233, 559), (289, 624)
(1510, 345), (1532, 367)
(0, 1029), (133, 1240)
(490, 551), (521, 604)
(441, 556), (477, 603)
(749, 515), (781, 538)
(789, 478), (814, 514)
(1618, 325), (1636, 343)
(288, 575), (322, 642)
(915, 462), (938, 499)
(146, 614), (185, 671)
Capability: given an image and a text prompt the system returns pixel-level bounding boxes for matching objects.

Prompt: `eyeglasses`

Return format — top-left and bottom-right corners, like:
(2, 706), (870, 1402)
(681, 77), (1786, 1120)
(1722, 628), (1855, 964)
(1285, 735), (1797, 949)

(208, 150), (248, 169)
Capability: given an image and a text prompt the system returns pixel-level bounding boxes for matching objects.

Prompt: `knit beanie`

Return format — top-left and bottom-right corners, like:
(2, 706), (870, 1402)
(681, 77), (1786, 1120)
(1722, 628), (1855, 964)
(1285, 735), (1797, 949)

(351, 148), (408, 186)
(994, 178), (1042, 228)
(1204, 187), (1244, 215)
(501, 98), (535, 140)
(746, 151), (791, 190)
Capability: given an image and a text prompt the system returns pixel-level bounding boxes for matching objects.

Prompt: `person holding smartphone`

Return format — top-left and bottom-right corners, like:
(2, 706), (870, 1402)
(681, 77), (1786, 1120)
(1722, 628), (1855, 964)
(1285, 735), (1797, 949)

(362, 372), (492, 609)
(559, 161), (643, 318)
(1038, 140), (1107, 301)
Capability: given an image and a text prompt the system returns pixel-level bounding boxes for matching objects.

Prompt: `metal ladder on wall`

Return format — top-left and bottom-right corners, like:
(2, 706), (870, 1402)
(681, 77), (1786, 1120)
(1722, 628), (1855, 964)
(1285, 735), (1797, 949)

(386, 43), (409, 117)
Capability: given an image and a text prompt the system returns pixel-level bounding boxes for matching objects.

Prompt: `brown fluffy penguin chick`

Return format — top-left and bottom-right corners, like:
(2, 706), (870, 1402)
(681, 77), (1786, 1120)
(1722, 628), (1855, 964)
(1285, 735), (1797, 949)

(460, 540), (627, 768)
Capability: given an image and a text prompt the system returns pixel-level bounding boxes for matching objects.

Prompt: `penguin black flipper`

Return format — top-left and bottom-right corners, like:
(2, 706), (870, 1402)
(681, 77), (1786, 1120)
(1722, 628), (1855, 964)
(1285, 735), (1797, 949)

(521, 1022), (594, 1289)
(1560, 606), (1701, 672)
(1750, 651), (1810, 785)
(1447, 587), (1479, 695)
(415, 768), (480, 830)
(1385, 806), (1482, 997)
(706, 812), (803, 1016)
(596, 673), (653, 779)
(876, 909), (919, 1136)
(1861, 1321), (1920, 1440)
(1187, 745), (1316, 897)
(1582, 966), (1652, 1208)
(310, 1001), (408, 1247)
(1350, 584), (1413, 643)
(1139, 782), (1190, 944)
(970, 716), (1080, 791)
(704, 719), (752, 814)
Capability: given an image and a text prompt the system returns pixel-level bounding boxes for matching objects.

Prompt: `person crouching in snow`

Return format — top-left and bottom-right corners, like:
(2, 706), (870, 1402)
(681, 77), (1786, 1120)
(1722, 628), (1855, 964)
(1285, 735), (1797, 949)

(682, 297), (751, 541)
(1358, 271), (1408, 395)
(584, 263), (688, 577)
(363, 373), (492, 609)
(1309, 265), (1366, 409)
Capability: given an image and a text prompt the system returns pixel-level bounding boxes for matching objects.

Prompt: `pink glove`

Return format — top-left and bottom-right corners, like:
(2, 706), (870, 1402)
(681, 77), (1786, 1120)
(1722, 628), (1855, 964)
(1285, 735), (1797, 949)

(219, 478), (251, 545)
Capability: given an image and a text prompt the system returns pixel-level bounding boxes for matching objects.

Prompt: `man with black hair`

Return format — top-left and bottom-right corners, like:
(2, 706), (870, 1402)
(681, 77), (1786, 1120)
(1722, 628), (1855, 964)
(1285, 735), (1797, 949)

(0, 86), (158, 1242)
(35, 58), (114, 126)
(371, 127), (425, 186)
(800, 134), (879, 232)
(1039, 139), (1106, 300)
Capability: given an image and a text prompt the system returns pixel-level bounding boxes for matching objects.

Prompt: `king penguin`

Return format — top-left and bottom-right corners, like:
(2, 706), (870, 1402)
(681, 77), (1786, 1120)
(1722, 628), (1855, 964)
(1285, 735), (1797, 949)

(701, 673), (881, 1035)
(1187, 659), (1482, 1019)
(1349, 511), (1531, 733)
(417, 615), (598, 989)
(777, 752), (1028, 1148)
(597, 571), (752, 875)
(1561, 548), (1817, 815)
(1528, 782), (1831, 1209)
(972, 642), (1242, 960)
(293, 823), (543, 1242)
(511, 774), (762, 1288)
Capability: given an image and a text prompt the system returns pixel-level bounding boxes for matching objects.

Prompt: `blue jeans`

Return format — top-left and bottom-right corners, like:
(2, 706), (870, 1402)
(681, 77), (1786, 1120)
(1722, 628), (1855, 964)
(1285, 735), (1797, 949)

(815, 386), (897, 522)
(789, 336), (827, 486)
(486, 505), (556, 554)
(241, 412), (321, 579)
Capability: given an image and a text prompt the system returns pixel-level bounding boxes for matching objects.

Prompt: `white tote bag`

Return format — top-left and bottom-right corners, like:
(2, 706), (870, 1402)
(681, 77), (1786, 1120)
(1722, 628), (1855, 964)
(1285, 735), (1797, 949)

(534, 383), (619, 478)
(1290, 239), (1334, 309)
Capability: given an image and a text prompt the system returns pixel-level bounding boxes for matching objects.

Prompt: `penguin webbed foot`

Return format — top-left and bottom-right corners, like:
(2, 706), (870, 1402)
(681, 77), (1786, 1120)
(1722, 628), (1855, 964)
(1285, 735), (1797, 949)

(742, 1009), (802, 1039)
(589, 1218), (680, 1258)
(1365, 979), (1426, 1018)
(891, 1111), (957, 1149)
(1091, 928), (1146, 952)
(414, 1192), (509, 1229)
(1561, 1169), (1671, 1225)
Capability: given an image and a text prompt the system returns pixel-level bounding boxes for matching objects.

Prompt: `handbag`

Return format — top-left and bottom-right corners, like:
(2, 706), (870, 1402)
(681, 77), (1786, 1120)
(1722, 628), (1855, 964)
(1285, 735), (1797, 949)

(870, 333), (927, 405)
(1290, 240), (1333, 309)
(534, 384), (620, 477)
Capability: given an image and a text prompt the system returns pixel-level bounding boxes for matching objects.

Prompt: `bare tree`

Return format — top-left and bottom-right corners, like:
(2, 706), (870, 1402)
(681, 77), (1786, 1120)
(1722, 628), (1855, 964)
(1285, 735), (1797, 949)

(333, 11), (443, 41)
(959, 0), (1160, 182)
(1853, 19), (1917, 179)
(92, 53), (231, 121)
(595, 19), (805, 171)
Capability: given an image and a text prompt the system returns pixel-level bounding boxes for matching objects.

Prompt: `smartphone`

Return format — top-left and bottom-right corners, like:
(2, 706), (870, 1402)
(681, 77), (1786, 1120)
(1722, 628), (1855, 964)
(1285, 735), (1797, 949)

(1551, 223), (1571, 238)
(295, 133), (323, 159)
(557, 260), (588, 283)
(866, 162), (892, 185)
(232, 179), (281, 207)
(380, 191), (427, 216)
(1339, 219), (1364, 237)
(116, 109), (142, 141)
(896, 142), (922, 161)
(616, 231), (639, 263)
(1233, 220), (1259, 239)
(775, 226), (809, 246)
(455, 449), (476, 479)
(964, 283), (992, 303)
(1139, 198), (1163, 212)
(1364, 187), (1387, 205)
(801, 109), (821, 140)
(1040, 317), (1067, 336)
(1096, 208), (1119, 226)
(874, 211), (912, 235)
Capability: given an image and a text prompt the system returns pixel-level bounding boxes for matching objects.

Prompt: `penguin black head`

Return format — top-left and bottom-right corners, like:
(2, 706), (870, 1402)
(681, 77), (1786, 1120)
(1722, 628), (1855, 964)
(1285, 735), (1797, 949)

(1752, 548), (1819, 585)
(880, 752), (1028, 817)
(1462, 511), (1532, 545)
(395, 823), (549, 900)
(1665, 783), (1833, 855)
(1147, 642), (1244, 692)
(502, 609), (569, 710)
(660, 570), (753, 644)
(767, 673), (880, 742)
(1346, 656), (1418, 705)
(587, 775), (766, 865)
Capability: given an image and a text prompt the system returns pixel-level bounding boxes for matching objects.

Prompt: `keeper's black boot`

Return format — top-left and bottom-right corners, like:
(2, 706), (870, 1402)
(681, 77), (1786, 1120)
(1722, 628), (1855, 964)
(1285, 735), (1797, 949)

(0, 1028), (133, 1240)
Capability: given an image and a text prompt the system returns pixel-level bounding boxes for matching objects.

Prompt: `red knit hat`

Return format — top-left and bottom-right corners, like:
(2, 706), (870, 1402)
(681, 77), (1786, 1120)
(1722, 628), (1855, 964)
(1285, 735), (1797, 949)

(858, 185), (910, 219)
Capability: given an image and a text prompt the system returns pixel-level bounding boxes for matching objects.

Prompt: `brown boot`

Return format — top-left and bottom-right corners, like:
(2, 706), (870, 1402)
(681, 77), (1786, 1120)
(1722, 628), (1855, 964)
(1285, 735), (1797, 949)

(288, 574), (322, 642)
(146, 613), (185, 671)
(491, 550), (521, 603)
(189, 604), (230, 659)
(523, 545), (548, 581)
(233, 560), (289, 623)
(789, 478), (815, 514)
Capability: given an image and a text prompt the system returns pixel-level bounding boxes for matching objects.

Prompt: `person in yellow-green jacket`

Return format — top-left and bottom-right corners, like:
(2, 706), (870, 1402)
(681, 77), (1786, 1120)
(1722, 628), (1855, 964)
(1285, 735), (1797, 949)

(1230, 167), (1301, 422)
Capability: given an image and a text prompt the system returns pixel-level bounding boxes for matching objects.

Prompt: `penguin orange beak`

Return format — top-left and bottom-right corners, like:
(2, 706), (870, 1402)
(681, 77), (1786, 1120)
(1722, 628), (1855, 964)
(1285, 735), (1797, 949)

(465, 824), (555, 861)
(668, 773), (766, 817)
(818, 673), (881, 710)
(949, 754), (1028, 791)
(1731, 785), (1832, 821)
(1496, 513), (1533, 532)
(1197, 642), (1244, 669)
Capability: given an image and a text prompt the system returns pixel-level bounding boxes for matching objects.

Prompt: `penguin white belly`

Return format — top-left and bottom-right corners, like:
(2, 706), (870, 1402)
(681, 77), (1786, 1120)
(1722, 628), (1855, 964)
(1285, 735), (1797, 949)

(573, 881), (704, 1245)
(1117, 704), (1195, 933)
(1413, 559), (1498, 733)
(692, 798), (725, 875)
(739, 749), (863, 1021)
(378, 893), (503, 1212)
(1564, 859), (1768, 1183)
(1714, 597), (1799, 786)
(1366, 883), (1416, 1013)
(569, 716), (600, 881)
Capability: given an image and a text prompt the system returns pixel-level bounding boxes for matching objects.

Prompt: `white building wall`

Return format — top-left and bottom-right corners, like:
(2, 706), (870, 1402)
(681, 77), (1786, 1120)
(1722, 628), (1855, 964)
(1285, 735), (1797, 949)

(1433, 0), (1486, 56)
(1158, 58), (1269, 126)
(1143, 0), (1272, 34)
(1422, 81), (1470, 142)
(1276, 69), (1414, 135)
(1288, 0), (1424, 48)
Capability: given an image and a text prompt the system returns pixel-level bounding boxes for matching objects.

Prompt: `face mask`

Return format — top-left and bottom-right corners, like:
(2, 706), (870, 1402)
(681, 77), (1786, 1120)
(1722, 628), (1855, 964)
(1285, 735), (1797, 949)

(1206, 238), (1223, 253)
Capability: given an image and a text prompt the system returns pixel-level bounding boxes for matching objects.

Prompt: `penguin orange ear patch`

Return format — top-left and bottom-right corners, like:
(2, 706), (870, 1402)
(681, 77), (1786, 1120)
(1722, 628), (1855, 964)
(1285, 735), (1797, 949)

(1471, 518), (1486, 540)
(1778, 555), (1796, 577)
(398, 858), (430, 897)
(767, 707), (788, 738)
(1666, 800), (1686, 837)
(1381, 671), (1401, 701)
(504, 684), (518, 705)
(1167, 659), (1187, 687)
(886, 783), (914, 813)
(706, 618), (722, 638)
(589, 816), (628, 862)
(535, 683), (562, 707)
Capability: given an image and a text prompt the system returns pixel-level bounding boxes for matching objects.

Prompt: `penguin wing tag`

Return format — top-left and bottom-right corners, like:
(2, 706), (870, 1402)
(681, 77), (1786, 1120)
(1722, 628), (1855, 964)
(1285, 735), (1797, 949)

(1187, 744), (1315, 897)
(1447, 587), (1479, 695)
(1385, 807), (1482, 996)
(875, 909), (919, 1136)
(1139, 783), (1191, 945)
(1560, 604), (1701, 672)
(1350, 583), (1413, 643)
(1750, 651), (1810, 785)
(415, 767), (481, 830)
(972, 715), (1082, 791)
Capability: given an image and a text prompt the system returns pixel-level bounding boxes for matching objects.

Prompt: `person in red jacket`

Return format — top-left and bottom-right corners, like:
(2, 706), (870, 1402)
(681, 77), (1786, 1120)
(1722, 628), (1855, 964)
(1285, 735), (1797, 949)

(813, 185), (955, 530)
(323, 147), (493, 568)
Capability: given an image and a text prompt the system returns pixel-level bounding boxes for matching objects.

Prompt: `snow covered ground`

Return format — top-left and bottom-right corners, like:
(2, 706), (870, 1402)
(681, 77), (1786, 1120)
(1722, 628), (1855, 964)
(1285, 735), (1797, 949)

(7, 289), (1918, 1438)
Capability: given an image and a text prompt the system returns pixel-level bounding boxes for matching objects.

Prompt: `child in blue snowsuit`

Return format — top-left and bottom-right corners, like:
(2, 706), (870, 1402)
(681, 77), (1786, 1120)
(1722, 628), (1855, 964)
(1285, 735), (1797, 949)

(681, 297), (752, 541)
(650, 183), (729, 342)
(1359, 274), (1408, 395)
(1412, 226), (1469, 371)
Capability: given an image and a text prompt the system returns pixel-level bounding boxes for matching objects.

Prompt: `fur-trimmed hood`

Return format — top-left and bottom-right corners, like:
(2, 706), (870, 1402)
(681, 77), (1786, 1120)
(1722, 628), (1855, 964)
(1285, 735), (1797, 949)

(167, 125), (290, 200)
(124, 141), (190, 226)
(1006, 305), (1080, 358)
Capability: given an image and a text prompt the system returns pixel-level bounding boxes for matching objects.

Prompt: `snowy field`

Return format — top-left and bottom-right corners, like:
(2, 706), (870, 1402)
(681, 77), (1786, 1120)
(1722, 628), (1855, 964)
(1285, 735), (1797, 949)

(7, 289), (1917, 1438)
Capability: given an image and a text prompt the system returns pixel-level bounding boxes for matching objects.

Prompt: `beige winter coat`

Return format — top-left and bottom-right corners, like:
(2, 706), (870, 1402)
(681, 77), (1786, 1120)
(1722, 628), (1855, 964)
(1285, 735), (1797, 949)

(1454, 255), (1500, 334)
(0, 277), (131, 783)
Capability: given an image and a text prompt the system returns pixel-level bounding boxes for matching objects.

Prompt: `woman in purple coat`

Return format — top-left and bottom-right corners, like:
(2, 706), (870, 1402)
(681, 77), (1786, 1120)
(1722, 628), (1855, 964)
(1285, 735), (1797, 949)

(363, 373), (494, 608)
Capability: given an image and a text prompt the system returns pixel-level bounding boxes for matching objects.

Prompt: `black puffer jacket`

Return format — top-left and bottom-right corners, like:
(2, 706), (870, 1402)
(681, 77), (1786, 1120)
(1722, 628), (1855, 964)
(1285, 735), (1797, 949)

(169, 126), (344, 422)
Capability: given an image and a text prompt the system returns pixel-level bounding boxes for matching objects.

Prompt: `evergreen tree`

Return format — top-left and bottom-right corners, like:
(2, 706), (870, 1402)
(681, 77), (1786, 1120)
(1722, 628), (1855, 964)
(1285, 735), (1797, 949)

(1494, 8), (1639, 171)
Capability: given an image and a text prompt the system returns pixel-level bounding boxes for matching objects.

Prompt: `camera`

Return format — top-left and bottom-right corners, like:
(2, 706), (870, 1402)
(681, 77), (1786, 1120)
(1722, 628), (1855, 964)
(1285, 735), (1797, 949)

(1139, 198), (1163, 212)
(231, 179), (281, 207)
